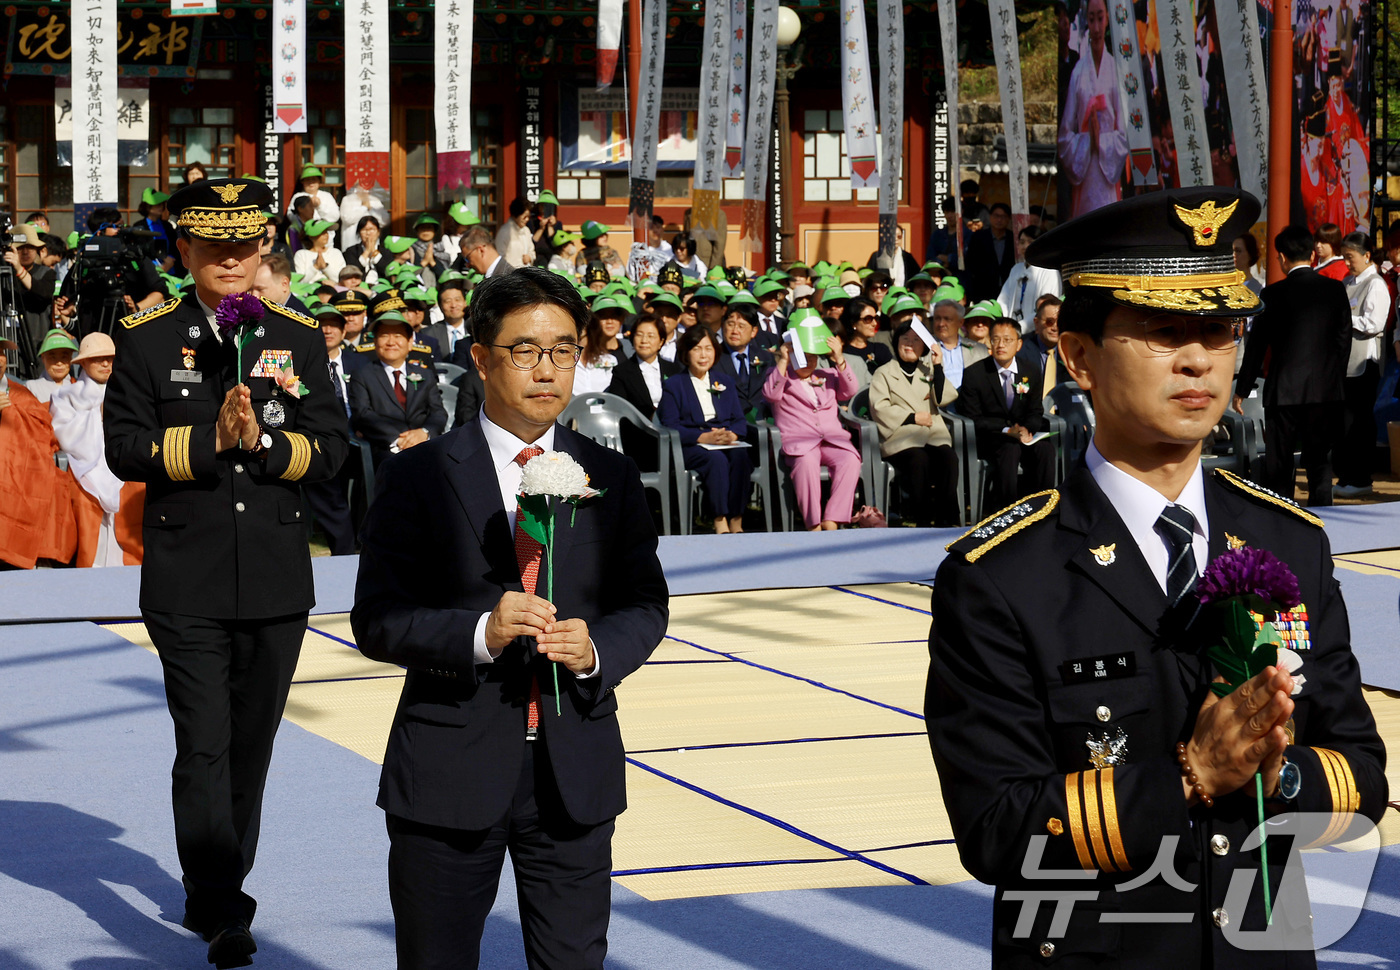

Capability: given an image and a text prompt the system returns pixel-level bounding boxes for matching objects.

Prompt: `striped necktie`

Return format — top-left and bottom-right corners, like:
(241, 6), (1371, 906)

(1157, 504), (1199, 605)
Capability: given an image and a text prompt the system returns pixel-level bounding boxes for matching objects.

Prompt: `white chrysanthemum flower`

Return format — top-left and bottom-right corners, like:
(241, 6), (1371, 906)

(520, 451), (589, 497)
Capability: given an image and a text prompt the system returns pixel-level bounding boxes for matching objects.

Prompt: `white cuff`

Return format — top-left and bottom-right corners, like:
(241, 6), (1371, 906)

(575, 639), (601, 679)
(473, 613), (500, 665)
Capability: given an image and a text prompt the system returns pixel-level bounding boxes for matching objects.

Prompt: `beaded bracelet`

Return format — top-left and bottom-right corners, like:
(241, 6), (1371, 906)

(1175, 742), (1214, 808)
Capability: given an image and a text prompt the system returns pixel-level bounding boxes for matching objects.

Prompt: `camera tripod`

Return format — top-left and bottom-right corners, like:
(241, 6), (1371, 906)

(0, 263), (40, 380)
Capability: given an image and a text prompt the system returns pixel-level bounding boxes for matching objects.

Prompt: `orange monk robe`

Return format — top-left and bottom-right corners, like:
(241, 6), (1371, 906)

(68, 476), (145, 567)
(0, 381), (77, 568)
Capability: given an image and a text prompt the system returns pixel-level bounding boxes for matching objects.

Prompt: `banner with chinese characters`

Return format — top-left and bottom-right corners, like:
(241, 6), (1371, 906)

(262, 83), (284, 201)
(1152, 0), (1209, 187)
(70, 0), (117, 205)
(935, 0), (962, 266)
(7, 9), (202, 77)
(344, 0), (390, 191)
(876, 0), (903, 255)
(55, 81), (150, 167)
(436, 0), (473, 192)
(628, 0), (668, 225)
(1217, 0), (1268, 202)
(272, 0), (306, 133)
(1107, 0), (1158, 188)
(739, 0), (778, 253)
(723, 0), (747, 177)
(839, 0), (878, 189)
(597, 0), (623, 90)
(521, 86), (544, 200)
(690, 0), (728, 238)
(988, 0), (1029, 221)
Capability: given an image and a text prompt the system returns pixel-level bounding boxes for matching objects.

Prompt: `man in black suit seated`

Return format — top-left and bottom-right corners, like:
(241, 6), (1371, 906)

(347, 310), (447, 468)
(1231, 225), (1351, 506)
(957, 318), (1056, 508)
(712, 302), (775, 418)
(352, 267), (668, 970)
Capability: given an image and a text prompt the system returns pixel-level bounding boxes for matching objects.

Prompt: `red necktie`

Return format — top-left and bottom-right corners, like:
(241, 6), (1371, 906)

(393, 370), (408, 408)
(513, 446), (546, 734)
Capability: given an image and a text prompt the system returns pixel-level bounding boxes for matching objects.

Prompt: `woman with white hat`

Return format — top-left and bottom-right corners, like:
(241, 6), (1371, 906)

(49, 332), (144, 567)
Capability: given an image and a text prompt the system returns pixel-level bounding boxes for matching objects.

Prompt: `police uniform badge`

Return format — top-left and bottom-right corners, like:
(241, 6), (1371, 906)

(189, 326), (202, 340)
(181, 347), (197, 370)
(262, 400), (287, 428)
(1090, 543), (1116, 566)
(1086, 727), (1128, 769)
(165, 177), (273, 243)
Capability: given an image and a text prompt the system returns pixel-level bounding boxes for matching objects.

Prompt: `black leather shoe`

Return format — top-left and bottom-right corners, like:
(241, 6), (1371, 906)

(181, 912), (213, 942)
(207, 921), (257, 969)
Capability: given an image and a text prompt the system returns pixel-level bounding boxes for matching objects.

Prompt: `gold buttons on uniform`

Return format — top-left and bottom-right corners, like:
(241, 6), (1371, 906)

(1212, 907), (1228, 928)
(1095, 706), (1110, 722)
(235, 502), (246, 512)
(1039, 942), (1055, 958)
(1210, 834), (1230, 856)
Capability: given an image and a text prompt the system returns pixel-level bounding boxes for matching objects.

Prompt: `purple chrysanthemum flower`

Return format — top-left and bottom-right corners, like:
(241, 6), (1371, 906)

(214, 291), (265, 336)
(1196, 547), (1301, 609)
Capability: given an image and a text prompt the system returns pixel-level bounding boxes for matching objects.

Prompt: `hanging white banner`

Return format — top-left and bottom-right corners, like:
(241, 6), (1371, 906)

(693, 0), (728, 193)
(839, 0), (878, 190)
(876, 0), (903, 225)
(1152, 0), (1210, 186)
(739, 0), (779, 251)
(345, 0), (389, 154)
(273, 0), (306, 133)
(1107, 0), (1158, 187)
(988, 0), (1029, 217)
(597, 0), (623, 90)
(723, 0), (747, 177)
(1216, 0), (1269, 201)
(435, 0), (473, 155)
(71, 0), (118, 204)
(935, 0), (962, 265)
(630, 0), (667, 185)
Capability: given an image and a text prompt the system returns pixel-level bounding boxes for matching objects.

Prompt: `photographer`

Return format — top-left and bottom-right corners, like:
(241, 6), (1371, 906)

(3, 224), (58, 362)
(55, 208), (165, 338)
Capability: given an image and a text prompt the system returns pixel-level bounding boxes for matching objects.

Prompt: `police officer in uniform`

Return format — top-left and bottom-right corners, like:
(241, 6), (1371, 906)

(104, 178), (348, 967)
(926, 188), (1387, 968)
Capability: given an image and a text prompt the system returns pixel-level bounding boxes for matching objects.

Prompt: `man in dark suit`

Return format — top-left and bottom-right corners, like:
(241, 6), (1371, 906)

(1232, 225), (1351, 506)
(347, 310), (447, 468)
(421, 279), (471, 364)
(1023, 295), (1063, 399)
(352, 267), (668, 969)
(300, 303), (359, 555)
(956, 318), (1056, 508)
(712, 302), (775, 417)
(103, 178), (348, 967)
(964, 202), (1018, 302)
(930, 187), (1388, 968)
(451, 357), (486, 428)
(457, 224), (515, 279)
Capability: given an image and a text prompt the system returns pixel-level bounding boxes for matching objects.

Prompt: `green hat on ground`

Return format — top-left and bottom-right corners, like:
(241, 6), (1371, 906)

(303, 219), (336, 239)
(754, 278), (787, 299)
(693, 284), (727, 304)
(727, 291), (759, 307)
(552, 229), (583, 247)
(964, 299), (1002, 321)
(413, 213), (441, 228)
(581, 220), (610, 241)
(787, 308), (835, 355)
(141, 187), (170, 207)
(300, 165), (324, 180)
(38, 329), (80, 356)
(382, 235), (415, 254)
(447, 202), (480, 227)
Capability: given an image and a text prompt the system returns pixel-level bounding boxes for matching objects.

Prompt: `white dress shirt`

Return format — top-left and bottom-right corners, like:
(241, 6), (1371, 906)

(446, 322), (468, 355)
(382, 361), (409, 395)
(471, 410), (598, 677)
(940, 340), (965, 389)
(638, 358), (664, 408)
(1344, 264), (1390, 376)
(691, 374), (716, 421)
(1087, 441), (1209, 594)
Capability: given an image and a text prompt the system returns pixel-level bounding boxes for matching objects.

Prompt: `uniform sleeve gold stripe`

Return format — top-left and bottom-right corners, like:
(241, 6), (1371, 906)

(1082, 769), (1117, 872)
(179, 426), (193, 482)
(1315, 748), (1358, 844)
(162, 426), (194, 482)
(1308, 747), (1346, 846)
(1100, 767), (1131, 872)
(1318, 748), (1359, 814)
(281, 432), (311, 481)
(1064, 773), (1095, 870)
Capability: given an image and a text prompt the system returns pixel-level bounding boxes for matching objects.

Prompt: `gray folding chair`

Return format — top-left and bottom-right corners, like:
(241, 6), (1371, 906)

(559, 392), (677, 535)
(440, 383), (460, 431)
(435, 362), (466, 385)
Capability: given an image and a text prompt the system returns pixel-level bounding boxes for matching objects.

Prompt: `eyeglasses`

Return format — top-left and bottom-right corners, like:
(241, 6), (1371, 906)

(489, 342), (583, 369)
(1109, 316), (1243, 356)
(858, 313), (879, 323)
(988, 336), (1021, 347)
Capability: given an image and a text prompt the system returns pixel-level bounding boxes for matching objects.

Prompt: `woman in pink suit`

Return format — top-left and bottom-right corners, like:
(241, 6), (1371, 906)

(762, 334), (862, 531)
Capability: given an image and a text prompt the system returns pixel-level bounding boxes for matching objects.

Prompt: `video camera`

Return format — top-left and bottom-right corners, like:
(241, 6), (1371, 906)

(67, 226), (163, 334)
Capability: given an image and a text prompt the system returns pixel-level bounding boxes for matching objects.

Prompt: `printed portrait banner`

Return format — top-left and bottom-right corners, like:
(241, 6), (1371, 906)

(272, 0), (306, 133)
(71, 0), (118, 204)
(876, 0), (904, 255)
(597, 0), (623, 90)
(692, 0), (728, 234)
(839, 0), (878, 189)
(1152, 0), (1210, 187)
(1108, 0), (1158, 187)
(723, 0), (748, 177)
(739, 0), (779, 252)
(436, 0), (473, 191)
(1217, 0), (1269, 201)
(987, 0), (1027, 219)
(936, 0), (963, 266)
(345, 0), (389, 189)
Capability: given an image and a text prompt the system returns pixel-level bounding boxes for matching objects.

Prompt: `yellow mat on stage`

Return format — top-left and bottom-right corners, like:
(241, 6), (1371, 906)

(102, 582), (1400, 902)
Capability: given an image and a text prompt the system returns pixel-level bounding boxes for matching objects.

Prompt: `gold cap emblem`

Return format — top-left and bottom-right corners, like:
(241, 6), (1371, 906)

(1225, 532), (1246, 550)
(1173, 199), (1239, 247)
(1090, 543), (1116, 566)
(213, 183), (247, 204)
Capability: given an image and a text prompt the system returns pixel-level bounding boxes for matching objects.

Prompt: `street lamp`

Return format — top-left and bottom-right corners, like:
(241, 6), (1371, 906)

(775, 7), (802, 265)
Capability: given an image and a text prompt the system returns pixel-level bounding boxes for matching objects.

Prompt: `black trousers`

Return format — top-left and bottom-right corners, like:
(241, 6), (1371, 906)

(1262, 403), (1342, 506)
(683, 443), (755, 518)
(386, 742), (615, 970)
(979, 434), (1056, 511)
(1335, 361), (1381, 487)
(143, 609), (306, 929)
(886, 443), (960, 527)
(302, 465), (357, 555)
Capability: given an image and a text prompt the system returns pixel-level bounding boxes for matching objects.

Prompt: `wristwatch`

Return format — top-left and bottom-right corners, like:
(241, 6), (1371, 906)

(246, 430), (273, 457)
(1276, 759), (1302, 802)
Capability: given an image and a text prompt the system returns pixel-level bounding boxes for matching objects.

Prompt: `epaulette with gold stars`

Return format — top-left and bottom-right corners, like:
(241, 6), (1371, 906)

(946, 490), (1060, 563)
(261, 298), (318, 328)
(357, 344), (378, 353)
(1213, 469), (1323, 528)
(120, 298), (180, 329)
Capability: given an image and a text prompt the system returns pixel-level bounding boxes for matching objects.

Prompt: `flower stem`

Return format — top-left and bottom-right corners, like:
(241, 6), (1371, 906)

(546, 514), (560, 715)
(1256, 771), (1272, 925)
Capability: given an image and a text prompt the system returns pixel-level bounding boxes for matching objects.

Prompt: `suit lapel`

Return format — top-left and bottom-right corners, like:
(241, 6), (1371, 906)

(368, 364), (400, 411)
(1058, 467), (1167, 636)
